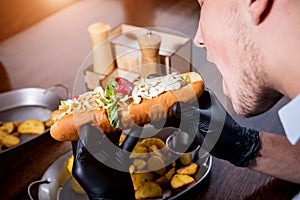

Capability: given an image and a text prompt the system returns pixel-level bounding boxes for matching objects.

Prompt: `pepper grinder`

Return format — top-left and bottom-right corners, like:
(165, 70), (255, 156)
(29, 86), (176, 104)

(138, 30), (162, 78)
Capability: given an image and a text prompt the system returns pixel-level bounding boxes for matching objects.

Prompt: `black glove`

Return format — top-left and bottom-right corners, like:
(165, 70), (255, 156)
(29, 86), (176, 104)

(170, 88), (260, 167)
(72, 124), (143, 200)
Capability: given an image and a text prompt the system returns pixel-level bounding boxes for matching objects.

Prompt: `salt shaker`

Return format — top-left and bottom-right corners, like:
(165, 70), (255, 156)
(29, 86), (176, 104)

(88, 22), (115, 76)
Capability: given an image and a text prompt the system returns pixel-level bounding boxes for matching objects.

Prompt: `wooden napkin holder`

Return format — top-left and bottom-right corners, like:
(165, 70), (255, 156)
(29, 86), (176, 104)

(84, 24), (192, 90)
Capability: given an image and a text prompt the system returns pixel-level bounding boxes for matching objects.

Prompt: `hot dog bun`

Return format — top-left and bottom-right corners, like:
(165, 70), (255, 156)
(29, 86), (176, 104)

(50, 72), (204, 141)
(119, 72), (204, 128)
(50, 109), (120, 141)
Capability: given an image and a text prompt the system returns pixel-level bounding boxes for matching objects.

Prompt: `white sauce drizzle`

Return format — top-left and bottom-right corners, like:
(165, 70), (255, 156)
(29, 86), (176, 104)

(58, 72), (186, 116)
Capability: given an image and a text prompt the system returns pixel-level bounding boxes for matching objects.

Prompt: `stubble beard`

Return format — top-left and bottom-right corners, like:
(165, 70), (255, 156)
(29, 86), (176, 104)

(234, 43), (282, 117)
(227, 6), (282, 117)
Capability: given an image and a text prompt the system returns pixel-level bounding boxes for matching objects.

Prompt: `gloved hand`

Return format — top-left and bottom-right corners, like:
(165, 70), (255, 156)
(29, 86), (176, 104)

(170, 88), (261, 167)
(72, 123), (143, 200)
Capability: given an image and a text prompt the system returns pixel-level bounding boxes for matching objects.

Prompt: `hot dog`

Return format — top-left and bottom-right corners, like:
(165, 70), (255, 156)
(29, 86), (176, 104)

(50, 72), (204, 141)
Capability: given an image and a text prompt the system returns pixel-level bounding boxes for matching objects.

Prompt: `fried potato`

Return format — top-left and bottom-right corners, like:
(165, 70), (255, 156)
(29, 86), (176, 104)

(67, 155), (74, 173)
(180, 153), (193, 166)
(148, 144), (166, 159)
(14, 121), (22, 127)
(148, 144), (159, 152)
(0, 122), (16, 134)
(140, 138), (165, 149)
(176, 163), (198, 175)
(129, 165), (136, 174)
(130, 172), (156, 191)
(67, 155), (85, 194)
(0, 130), (20, 147)
(133, 158), (147, 170)
(155, 167), (167, 176)
(171, 174), (195, 189)
(119, 133), (127, 146)
(156, 167), (176, 185)
(171, 161), (176, 168)
(147, 155), (166, 175)
(11, 132), (20, 137)
(135, 182), (163, 199)
(44, 119), (54, 128)
(18, 119), (45, 135)
(130, 143), (149, 159)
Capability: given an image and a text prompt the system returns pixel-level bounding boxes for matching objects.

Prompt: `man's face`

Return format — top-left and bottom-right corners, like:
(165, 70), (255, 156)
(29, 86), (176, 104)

(195, 0), (281, 116)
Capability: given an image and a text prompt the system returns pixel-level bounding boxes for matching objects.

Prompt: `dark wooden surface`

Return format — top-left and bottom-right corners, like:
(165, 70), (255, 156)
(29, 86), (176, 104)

(0, 0), (299, 199)
(0, 0), (79, 42)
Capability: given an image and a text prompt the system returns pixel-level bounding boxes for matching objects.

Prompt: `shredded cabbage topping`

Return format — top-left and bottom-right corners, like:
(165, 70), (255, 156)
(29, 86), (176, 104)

(59, 87), (109, 112)
(131, 72), (186, 104)
(58, 73), (188, 126)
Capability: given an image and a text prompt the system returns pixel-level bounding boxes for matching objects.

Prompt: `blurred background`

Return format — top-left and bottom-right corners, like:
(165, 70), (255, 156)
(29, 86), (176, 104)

(0, 0), (79, 42)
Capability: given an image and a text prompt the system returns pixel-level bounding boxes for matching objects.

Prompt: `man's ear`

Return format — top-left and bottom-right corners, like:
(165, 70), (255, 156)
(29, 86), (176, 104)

(248, 0), (270, 25)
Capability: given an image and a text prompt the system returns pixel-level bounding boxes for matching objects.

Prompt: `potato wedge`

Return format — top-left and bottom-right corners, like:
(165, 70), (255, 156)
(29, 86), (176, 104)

(129, 165), (136, 174)
(130, 143), (149, 159)
(156, 167), (176, 185)
(148, 144), (166, 159)
(67, 155), (85, 194)
(130, 172), (156, 191)
(170, 174), (195, 189)
(171, 161), (176, 168)
(67, 155), (74, 173)
(0, 130), (20, 147)
(148, 155), (166, 171)
(133, 158), (147, 170)
(14, 121), (22, 127)
(119, 133), (127, 146)
(176, 163), (198, 175)
(18, 119), (45, 135)
(140, 138), (165, 149)
(148, 144), (159, 152)
(0, 122), (16, 134)
(180, 153), (193, 166)
(44, 119), (54, 128)
(11, 132), (20, 137)
(135, 182), (163, 199)
(147, 155), (167, 175)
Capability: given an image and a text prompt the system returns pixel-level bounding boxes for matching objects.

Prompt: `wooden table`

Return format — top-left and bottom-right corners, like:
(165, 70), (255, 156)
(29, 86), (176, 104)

(0, 0), (299, 199)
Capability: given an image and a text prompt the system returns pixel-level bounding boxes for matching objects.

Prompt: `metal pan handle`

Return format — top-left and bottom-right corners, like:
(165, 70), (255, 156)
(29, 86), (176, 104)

(44, 84), (69, 99)
(27, 178), (51, 200)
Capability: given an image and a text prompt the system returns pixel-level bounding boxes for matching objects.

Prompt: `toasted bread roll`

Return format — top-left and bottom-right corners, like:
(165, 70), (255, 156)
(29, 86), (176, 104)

(120, 72), (204, 129)
(50, 72), (204, 141)
(50, 109), (119, 141)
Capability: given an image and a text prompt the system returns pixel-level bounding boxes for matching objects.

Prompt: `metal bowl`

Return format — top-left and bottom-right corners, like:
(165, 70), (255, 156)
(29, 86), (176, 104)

(0, 87), (63, 156)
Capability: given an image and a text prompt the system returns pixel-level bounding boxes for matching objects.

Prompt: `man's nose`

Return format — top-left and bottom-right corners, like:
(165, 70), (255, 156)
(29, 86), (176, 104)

(194, 20), (205, 48)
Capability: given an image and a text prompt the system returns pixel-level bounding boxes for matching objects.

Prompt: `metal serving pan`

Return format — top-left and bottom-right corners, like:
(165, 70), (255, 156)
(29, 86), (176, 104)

(0, 87), (65, 156)
(37, 127), (212, 200)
